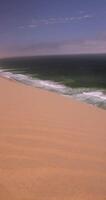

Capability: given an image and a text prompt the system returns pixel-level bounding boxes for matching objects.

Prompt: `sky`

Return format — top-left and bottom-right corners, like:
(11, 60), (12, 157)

(0, 0), (106, 58)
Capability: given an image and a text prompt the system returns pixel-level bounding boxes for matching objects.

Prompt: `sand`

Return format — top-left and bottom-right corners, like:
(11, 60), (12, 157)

(0, 77), (106, 200)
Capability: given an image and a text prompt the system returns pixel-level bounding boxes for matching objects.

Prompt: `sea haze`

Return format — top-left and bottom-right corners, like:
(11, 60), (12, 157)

(0, 54), (106, 109)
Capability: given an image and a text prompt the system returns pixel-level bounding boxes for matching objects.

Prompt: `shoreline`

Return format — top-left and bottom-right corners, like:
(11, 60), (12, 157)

(0, 70), (106, 109)
(0, 77), (106, 200)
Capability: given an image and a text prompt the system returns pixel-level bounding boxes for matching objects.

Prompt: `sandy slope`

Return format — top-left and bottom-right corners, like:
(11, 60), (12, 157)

(0, 77), (106, 200)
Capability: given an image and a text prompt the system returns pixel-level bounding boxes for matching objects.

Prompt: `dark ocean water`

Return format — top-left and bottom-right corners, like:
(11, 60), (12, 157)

(0, 54), (106, 109)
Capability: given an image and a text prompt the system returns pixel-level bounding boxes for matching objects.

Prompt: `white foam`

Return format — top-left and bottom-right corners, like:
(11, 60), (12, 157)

(83, 91), (106, 100)
(0, 70), (67, 93)
(0, 69), (106, 108)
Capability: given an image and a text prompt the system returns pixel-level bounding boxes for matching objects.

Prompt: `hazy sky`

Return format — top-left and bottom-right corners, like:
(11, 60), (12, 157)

(0, 0), (106, 57)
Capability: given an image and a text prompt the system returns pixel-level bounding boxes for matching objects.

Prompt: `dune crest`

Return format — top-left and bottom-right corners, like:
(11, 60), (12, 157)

(0, 78), (106, 200)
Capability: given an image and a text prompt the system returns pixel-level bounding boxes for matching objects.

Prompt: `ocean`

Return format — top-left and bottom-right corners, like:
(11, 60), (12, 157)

(0, 54), (106, 109)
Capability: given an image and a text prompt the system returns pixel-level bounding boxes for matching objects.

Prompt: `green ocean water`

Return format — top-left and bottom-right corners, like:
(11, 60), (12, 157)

(0, 54), (106, 88)
(0, 54), (106, 109)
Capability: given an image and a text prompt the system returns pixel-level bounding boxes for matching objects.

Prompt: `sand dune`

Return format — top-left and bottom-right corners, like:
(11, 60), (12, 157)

(0, 78), (106, 200)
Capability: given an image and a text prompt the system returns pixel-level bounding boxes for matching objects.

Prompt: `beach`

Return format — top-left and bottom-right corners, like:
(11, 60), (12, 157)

(0, 77), (106, 200)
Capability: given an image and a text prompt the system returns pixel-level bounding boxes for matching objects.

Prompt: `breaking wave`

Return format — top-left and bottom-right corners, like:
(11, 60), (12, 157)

(0, 69), (106, 109)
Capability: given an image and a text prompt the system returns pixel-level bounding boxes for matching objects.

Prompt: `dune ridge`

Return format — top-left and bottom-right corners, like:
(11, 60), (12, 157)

(0, 78), (106, 200)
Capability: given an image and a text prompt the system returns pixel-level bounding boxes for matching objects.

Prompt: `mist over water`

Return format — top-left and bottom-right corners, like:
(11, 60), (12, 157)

(0, 54), (106, 109)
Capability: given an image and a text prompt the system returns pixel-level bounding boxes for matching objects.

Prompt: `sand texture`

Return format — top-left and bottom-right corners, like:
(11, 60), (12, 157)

(0, 78), (106, 200)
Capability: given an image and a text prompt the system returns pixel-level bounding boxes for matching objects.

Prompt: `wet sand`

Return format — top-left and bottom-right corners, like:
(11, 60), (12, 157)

(0, 77), (106, 200)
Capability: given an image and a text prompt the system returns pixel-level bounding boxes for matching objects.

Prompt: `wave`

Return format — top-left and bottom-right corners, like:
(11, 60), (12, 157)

(0, 69), (106, 109)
